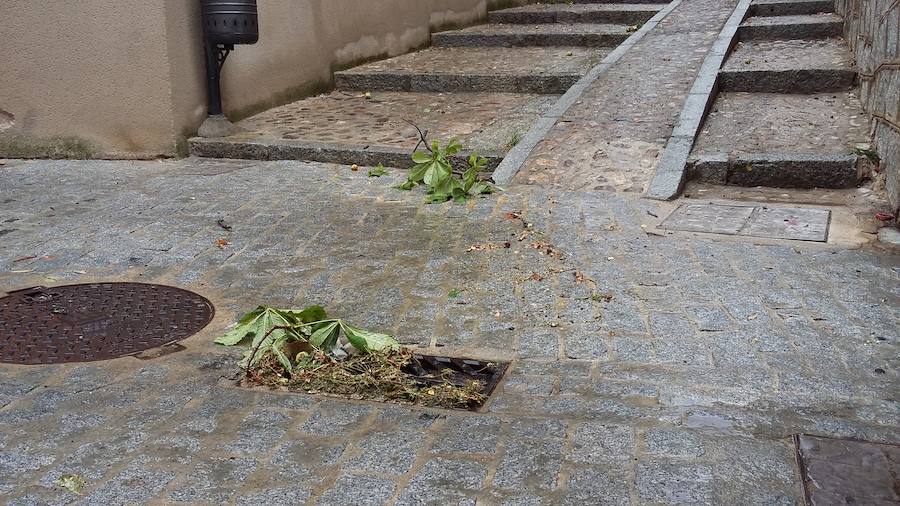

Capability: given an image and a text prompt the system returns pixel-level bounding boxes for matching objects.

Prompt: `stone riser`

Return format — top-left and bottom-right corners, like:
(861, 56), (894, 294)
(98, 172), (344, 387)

(488, 10), (658, 25)
(190, 138), (503, 172)
(431, 32), (629, 48)
(748, 0), (835, 17)
(737, 21), (843, 40)
(688, 153), (861, 188)
(334, 73), (578, 94)
(718, 69), (857, 93)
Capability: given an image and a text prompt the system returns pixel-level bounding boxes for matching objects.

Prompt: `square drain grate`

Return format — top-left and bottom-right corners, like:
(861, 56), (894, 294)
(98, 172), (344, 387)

(795, 434), (900, 505)
(660, 203), (831, 242)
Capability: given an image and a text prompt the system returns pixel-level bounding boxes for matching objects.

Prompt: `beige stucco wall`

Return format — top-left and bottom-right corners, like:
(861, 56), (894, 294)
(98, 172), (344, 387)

(0, 0), (487, 158)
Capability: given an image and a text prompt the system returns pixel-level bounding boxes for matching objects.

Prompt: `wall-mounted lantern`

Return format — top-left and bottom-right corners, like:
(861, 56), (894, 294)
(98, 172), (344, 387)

(198, 0), (259, 137)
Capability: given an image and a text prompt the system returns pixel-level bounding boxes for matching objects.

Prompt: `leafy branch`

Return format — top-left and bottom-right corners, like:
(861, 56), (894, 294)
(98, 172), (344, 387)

(396, 121), (495, 203)
(215, 306), (399, 375)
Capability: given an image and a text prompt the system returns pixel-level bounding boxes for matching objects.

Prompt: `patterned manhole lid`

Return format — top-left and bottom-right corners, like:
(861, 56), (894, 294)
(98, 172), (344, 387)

(0, 283), (214, 365)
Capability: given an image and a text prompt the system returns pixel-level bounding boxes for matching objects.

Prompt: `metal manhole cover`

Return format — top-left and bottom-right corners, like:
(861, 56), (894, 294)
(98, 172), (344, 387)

(0, 283), (214, 365)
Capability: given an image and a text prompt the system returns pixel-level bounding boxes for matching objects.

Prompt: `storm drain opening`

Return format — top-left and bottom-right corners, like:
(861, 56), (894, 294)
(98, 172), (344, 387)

(0, 283), (215, 365)
(403, 354), (509, 411)
(238, 352), (509, 412)
(795, 434), (900, 505)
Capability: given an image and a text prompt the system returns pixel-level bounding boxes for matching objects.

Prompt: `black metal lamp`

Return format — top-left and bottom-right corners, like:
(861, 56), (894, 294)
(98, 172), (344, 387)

(198, 0), (259, 137)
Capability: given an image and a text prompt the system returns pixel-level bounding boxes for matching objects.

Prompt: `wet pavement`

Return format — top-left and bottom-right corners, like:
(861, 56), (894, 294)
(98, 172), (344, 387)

(0, 157), (897, 504)
(1, 0), (899, 503)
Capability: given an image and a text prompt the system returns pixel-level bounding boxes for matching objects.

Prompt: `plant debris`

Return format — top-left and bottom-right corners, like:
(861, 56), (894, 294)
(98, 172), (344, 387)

(54, 474), (85, 495)
(395, 122), (495, 203)
(216, 239), (229, 249)
(368, 163), (388, 177)
(246, 348), (488, 410)
(217, 306), (495, 409)
(216, 219), (233, 231)
(466, 242), (511, 252)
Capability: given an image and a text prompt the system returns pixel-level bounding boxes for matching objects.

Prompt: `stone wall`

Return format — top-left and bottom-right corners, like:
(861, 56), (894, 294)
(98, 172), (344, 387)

(0, 0), (487, 158)
(835, 0), (900, 213)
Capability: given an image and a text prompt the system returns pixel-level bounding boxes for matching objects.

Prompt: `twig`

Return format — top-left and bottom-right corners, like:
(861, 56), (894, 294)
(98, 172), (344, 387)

(403, 118), (433, 154)
(245, 325), (296, 377)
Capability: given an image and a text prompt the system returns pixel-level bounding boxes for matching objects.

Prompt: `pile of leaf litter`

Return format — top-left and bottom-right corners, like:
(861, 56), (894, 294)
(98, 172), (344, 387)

(216, 306), (487, 409)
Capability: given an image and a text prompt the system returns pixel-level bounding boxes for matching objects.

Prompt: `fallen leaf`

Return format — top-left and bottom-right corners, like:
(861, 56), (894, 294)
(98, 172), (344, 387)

(216, 239), (229, 249)
(574, 271), (587, 283)
(530, 272), (544, 282)
(875, 212), (895, 222)
(504, 211), (522, 220)
(351, 164), (359, 171)
(54, 474), (85, 495)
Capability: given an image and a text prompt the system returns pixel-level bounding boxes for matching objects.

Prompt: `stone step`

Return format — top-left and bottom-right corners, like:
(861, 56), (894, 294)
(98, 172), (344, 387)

(748, 0), (835, 17)
(691, 92), (869, 188)
(719, 38), (856, 92)
(688, 153), (860, 188)
(738, 13), (844, 40)
(488, 3), (666, 25)
(432, 23), (631, 48)
(334, 47), (607, 94)
(190, 91), (557, 169)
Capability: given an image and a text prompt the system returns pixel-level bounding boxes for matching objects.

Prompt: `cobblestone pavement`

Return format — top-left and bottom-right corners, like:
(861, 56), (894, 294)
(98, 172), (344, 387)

(515, 0), (740, 192)
(0, 157), (898, 505)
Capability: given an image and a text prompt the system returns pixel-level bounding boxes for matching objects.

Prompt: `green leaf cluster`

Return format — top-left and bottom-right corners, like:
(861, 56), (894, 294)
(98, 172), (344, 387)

(396, 139), (495, 203)
(215, 306), (399, 372)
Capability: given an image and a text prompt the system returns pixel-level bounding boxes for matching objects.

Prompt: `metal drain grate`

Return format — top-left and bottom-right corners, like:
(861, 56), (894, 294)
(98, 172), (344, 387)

(796, 434), (900, 505)
(404, 354), (508, 410)
(0, 283), (214, 365)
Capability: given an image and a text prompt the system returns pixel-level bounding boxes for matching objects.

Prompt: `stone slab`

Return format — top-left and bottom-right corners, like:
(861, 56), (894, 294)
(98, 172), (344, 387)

(432, 23), (631, 47)
(335, 47), (609, 94)
(489, 3), (667, 25)
(720, 38), (856, 92)
(661, 202), (832, 241)
(694, 91), (871, 157)
(749, 0), (835, 17)
(738, 13), (845, 40)
(797, 435), (900, 504)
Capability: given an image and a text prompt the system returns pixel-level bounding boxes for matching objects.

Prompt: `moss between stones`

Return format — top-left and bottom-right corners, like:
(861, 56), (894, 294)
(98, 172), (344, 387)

(0, 133), (97, 159)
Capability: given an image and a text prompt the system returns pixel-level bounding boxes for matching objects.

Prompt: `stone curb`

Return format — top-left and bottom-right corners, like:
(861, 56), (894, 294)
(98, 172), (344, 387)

(748, 0), (835, 17)
(718, 68), (857, 93)
(431, 31), (630, 48)
(189, 137), (504, 171)
(688, 152), (861, 188)
(646, 0), (752, 200)
(490, 0), (684, 185)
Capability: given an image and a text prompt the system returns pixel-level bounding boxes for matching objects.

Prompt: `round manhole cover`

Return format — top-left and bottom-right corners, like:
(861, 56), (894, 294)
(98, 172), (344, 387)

(0, 283), (214, 365)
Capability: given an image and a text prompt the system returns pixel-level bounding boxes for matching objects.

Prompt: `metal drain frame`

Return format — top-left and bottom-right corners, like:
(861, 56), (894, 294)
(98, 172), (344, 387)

(404, 354), (509, 411)
(0, 283), (215, 365)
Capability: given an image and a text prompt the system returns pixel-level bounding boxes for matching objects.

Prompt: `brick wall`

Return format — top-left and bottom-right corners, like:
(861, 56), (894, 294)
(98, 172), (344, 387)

(835, 0), (900, 212)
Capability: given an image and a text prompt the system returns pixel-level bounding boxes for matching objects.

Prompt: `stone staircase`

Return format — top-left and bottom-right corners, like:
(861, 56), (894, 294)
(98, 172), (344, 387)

(688, 0), (870, 189)
(190, 1), (666, 172)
